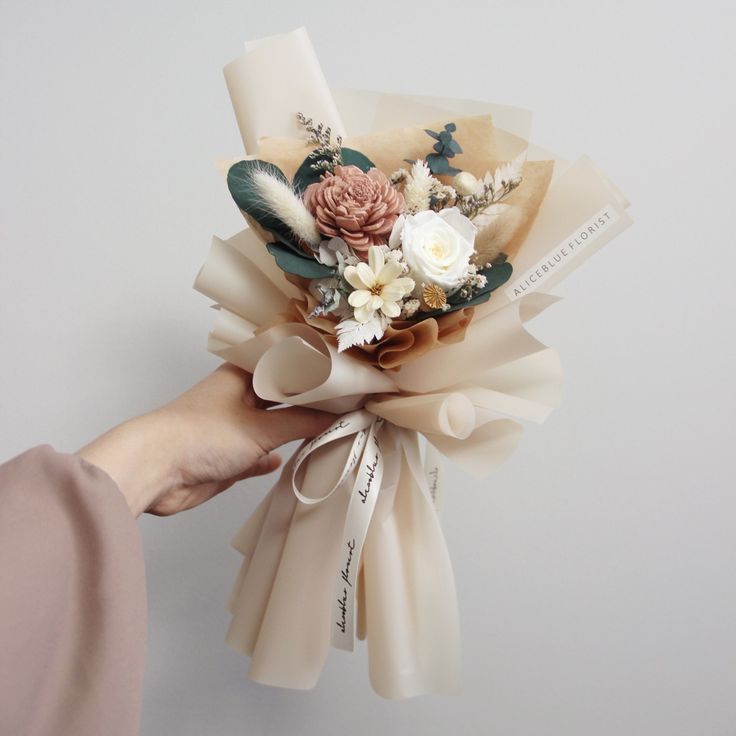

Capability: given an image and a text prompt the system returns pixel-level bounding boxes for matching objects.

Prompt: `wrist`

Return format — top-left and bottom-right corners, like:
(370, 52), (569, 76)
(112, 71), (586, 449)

(77, 413), (179, 517)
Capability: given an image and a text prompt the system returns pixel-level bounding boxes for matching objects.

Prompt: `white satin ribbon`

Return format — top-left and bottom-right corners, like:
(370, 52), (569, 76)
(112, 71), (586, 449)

(291, 410), (385, 650)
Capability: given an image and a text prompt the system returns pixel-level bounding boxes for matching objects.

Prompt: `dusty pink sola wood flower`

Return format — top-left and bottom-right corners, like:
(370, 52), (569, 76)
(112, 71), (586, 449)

(305, 165), (404, 256)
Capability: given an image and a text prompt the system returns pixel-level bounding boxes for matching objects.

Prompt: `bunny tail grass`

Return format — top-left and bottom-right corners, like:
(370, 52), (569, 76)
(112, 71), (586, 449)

(251, 168), (321, 248)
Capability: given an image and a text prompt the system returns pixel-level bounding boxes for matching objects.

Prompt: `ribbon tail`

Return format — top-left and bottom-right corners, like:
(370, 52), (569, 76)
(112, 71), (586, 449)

(363, 427), (462, 699)
(330, 419), (383, 651)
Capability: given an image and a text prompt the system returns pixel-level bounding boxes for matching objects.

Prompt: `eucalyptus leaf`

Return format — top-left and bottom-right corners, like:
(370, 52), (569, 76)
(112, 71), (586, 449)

(426, 154), (462, 176)
(266, 243), (335, 279)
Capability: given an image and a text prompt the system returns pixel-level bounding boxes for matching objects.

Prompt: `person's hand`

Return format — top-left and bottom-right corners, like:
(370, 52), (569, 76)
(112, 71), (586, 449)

(77, 364), (334, 517)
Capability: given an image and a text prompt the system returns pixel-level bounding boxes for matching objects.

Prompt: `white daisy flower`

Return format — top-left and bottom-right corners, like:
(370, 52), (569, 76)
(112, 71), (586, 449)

(343, 246), (415, 324)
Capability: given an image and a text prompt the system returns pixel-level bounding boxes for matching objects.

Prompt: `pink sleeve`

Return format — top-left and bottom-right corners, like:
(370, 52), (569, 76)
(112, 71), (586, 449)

(0, 445), (146, 736)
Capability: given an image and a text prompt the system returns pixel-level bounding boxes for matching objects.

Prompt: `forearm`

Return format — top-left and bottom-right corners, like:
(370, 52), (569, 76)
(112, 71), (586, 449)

(77, 413), (178, 517)
(75, 364), (332, 518)
(0, 445), (147, 734)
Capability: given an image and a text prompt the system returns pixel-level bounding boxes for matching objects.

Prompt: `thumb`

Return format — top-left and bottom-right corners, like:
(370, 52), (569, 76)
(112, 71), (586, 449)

(260, 406), (335, 450)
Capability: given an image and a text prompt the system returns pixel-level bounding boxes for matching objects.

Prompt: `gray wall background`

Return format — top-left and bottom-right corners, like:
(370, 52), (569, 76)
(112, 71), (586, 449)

(1, 1), (734, 734)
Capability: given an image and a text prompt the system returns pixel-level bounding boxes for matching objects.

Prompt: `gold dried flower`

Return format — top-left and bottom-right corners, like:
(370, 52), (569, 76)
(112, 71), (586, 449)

(422, 283), (447, 310)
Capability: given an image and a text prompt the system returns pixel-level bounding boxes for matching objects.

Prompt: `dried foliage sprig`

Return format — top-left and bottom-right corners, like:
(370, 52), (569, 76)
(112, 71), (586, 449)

(456, 155), (524, 219)
(297, 112), (343, 174)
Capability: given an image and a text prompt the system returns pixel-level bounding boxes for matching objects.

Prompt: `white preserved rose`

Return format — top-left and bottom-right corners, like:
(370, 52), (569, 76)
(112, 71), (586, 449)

(389, 207), (477, 292)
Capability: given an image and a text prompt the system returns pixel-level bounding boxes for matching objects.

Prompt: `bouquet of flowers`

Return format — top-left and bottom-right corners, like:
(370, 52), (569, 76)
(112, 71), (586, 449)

(195, 28), (631, 699)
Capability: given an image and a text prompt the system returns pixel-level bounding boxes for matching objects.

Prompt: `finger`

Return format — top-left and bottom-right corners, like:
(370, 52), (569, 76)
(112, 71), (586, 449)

(207, 453), (282, 498)
(233, 370), (277, 410)
(193, 452), (282, 500)
(243, 452), (282, 478)
(251, 394), (278, 411)
(208, 362), (253, 400)
(260, 406), (335, 450)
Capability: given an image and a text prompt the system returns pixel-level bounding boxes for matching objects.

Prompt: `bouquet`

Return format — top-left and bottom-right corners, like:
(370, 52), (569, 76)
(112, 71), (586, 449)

(194, 28), (632, 699)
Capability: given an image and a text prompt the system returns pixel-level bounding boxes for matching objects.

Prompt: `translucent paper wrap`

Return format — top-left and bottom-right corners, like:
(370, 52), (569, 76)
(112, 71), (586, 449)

(194, 28), (632, 699)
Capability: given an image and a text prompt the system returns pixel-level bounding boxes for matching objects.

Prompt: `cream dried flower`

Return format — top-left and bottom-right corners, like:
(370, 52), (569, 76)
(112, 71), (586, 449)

(344, 246), (414, 323)
(453, 171), (481, 197)
(403, 160), (434, 214)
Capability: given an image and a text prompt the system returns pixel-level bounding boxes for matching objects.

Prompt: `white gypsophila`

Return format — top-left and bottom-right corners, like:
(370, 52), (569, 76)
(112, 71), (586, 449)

(343, 246), (414, 324)
(389, 207), (477, 292)
(400, 298), (420, 319)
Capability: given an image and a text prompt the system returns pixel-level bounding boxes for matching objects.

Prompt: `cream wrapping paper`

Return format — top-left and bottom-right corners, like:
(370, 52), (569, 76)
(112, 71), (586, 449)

(224, 27), (346, 154)
(196, 27), (632, 698)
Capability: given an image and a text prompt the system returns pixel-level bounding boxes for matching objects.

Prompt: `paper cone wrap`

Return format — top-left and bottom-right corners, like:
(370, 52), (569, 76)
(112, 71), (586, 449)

(195, 27), (632, 698)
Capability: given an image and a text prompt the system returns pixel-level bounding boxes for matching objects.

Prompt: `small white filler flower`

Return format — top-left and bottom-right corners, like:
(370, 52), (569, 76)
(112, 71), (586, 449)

(344, 246), (414, 323)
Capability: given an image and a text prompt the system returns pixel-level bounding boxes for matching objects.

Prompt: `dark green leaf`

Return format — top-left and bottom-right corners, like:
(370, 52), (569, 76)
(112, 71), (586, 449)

(227, 160), (300, 248)
(266, 243), (335, 279)
(340, 148), (375, 172)
(476, 261), (514, 295)
(416, 290), (491, 320)
(293, 152), (329, 192)
(415, 262), (514, 320)
(293, 148), (376, 192)
(424, 129), (441, 140)
(271, 230), (308, 256)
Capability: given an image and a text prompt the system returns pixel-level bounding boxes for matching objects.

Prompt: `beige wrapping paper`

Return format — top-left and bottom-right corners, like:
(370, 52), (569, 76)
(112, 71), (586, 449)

(224, 28), (346, 154)
(196, 27), (631, 699)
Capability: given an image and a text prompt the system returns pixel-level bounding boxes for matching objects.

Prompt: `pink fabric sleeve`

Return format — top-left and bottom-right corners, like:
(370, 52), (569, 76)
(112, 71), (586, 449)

(0, 445), (146, 736)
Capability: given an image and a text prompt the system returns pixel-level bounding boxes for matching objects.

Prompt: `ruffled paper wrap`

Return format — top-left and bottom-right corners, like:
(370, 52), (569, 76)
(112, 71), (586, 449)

(195, 28), (632, 699)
